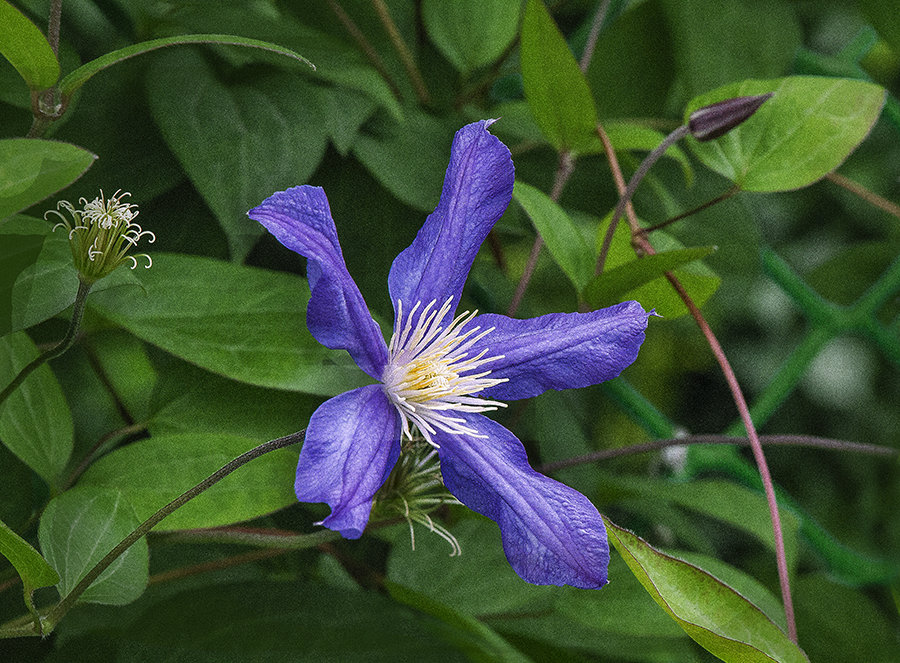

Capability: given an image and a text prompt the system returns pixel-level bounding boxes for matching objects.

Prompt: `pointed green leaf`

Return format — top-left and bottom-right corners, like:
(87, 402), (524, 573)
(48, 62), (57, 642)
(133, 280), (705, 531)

(0, 1), (59, 91)
(520, 0), (598, 153)
(423, 0), (521, 74)
(0, 517), (59, 614)
(686, 76), (886, 192)
(584, 246), (716, 310)
(0, 138), (96, 220)
(513, 180), (593, 290)
(86, 254), (364, 395)
(146, 49), (328, 260)
(38, 486), (148, 605)
(79, 433), (298, 531)
(605, 517), (809, 663)
(0, 331), (73, 486)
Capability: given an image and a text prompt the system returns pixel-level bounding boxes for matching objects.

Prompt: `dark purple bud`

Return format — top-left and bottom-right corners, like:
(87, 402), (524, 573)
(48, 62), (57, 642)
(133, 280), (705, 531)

(688, 93), (774, 142)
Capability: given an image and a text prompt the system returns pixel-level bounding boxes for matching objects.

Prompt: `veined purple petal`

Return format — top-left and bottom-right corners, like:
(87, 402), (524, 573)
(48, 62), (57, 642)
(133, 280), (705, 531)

(388, 121), (514, 326)
(295, 385), (401, 538)
(435, 414), (609, 588)
(249, 186), (388, 379)
(471, 301), (651, 401)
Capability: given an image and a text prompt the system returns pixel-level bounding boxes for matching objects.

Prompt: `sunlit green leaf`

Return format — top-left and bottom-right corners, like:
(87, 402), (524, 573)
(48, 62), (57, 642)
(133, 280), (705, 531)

(606, 517), (809, 663)
(0, 331), (73, 486)
(0, 138), (96, 220)
(423, 0), (521, 74)
(79, 433), (297, 531)
(87, 253), (365, 395)
(38, 486), (148, 605)
(686, 76), (886, 192)
(513, 180), (593, 290)
(0, 1), (59, 91)
(520, 0), (597, 153)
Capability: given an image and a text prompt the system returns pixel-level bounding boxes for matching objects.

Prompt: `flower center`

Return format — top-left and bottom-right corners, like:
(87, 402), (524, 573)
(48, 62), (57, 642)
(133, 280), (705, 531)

(382, 297), (507, 446)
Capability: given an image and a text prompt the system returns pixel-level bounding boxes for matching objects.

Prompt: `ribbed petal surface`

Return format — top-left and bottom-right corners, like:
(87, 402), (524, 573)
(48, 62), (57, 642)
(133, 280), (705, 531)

(249, 186), (388, 379)
(471, 301), (651, 401)
(295, 385), (401, 538)
(435, 414), (609, 588)
(388, 120), (514, 327)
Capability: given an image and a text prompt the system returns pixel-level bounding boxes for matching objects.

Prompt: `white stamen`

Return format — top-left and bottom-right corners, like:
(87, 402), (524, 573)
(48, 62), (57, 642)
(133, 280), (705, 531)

(382, 297), (508, 447)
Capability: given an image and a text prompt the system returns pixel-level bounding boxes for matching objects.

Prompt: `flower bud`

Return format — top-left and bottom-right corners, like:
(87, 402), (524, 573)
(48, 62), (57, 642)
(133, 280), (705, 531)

(688, 93), (774, 142)
(45, 190), (154, 283)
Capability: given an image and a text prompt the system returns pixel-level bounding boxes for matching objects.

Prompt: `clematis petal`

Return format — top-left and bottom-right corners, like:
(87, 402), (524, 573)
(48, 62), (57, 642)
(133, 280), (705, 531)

(471, 301), (651, 401)
(295, 385), (401, 538)
(249, 186), (388, 379)
(435, 414), (609, 588)
(388, 120), (514, 326)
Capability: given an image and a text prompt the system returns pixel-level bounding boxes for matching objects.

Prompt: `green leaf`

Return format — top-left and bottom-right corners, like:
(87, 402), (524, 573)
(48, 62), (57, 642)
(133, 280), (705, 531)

(0, 517), (59, 618)
(423, 0), (521, 74)
(604, 121), (694, 186)
(520, 0), (598, 153)
(0, 331), (73, 486)
(584, 246), (716, 310)
(58, 32), (313, 98)
(87, 253), (365, 395)
(0, 1), (59, 91)
(859, 0), (900, 56)
(686, 76), (886, 192)
(594, 213), (720, 318)
(353, 110), (457, 212)
(38, 486), (148, 605)
(78, 433), (298, 531)
(513, 180), (594, 291)
(387, 581), (532, 663)
(146, 49), (328, 261)
(0, 230), (44, 336)
(605, 517), (809, 663)
(0, 138), (96, 220)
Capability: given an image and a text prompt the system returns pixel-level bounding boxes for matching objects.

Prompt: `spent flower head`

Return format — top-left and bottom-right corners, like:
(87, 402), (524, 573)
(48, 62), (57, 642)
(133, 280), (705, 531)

(46, 189), (154, 283)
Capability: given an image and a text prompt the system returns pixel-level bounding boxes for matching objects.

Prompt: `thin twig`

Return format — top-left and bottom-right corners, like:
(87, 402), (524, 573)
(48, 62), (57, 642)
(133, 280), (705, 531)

(827, 171), (900, 221)
(148, 549), (289, 585)
(597, 134), (798, 643)
(579, 0), (611, 71)
(42, 431), (306, 632)
(539, 434), (897, 473)
(370, 0), (430, 105)
(636, 184), (740, 237)
(327, 0), (401, 99)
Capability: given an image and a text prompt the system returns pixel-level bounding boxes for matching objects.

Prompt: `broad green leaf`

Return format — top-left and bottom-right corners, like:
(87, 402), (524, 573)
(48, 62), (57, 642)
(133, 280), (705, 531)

(101, 581), (472, 662)
(660, 0), (801, 102)
(584, 246), (716, 310)
(605, 517), (809, 663)
(520, 0), (598, 153)
(387, 581), (532, 663)
(0, 230), (44, 335)
(0, 138), (96, 220)
(38, 486), (148, 605)
(594, 213), (720, 318)
(78, 433), (298, 531)
(423, 0), (521, 74)
(58, 33), (314, 98)
(0, 517), (59, 618)
(686, 77), (886, 192)
(146, 49), (329, 260)
(513, 180), (593, 290)
(0, 331), (73, 486)
(353, 109), (457, 212)
(0, 1), (59, 91)
(88, 331), (157, 423)
(87, 253), (364, 396)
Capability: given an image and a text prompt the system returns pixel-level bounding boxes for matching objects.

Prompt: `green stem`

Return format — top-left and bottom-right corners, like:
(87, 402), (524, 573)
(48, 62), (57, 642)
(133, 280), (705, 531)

(157, 527), (339, 549)
(41, 430), (306, 632)
(0, 279), (92, 409)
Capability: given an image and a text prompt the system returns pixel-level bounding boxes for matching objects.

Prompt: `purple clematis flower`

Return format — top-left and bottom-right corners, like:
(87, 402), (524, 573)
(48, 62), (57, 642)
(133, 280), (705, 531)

(248, 120), (651, 588)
